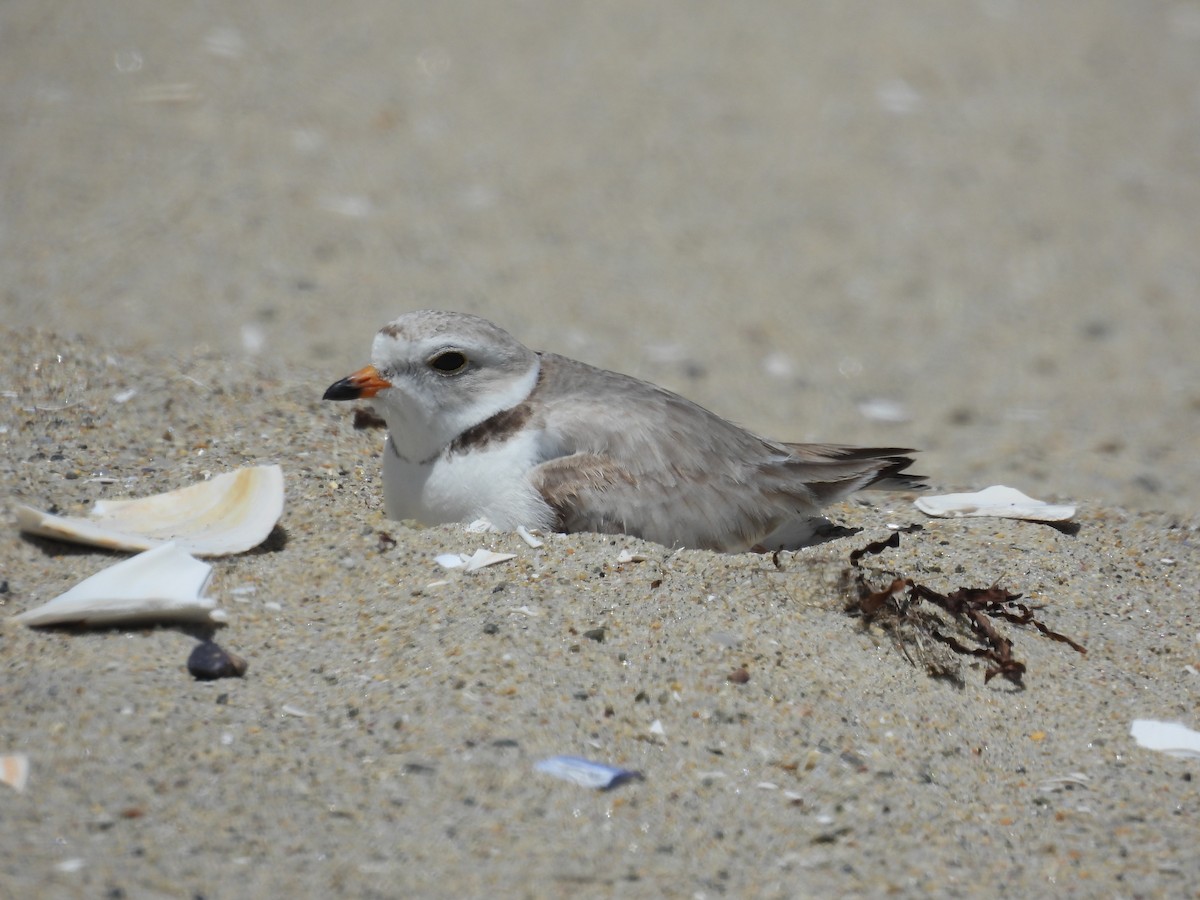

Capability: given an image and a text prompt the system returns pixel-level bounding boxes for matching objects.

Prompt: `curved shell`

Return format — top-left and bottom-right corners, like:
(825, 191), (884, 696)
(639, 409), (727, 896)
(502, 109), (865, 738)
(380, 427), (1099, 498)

(914, 485), (1076, 522)
(13, 542), (223, 627)
(16, 464), (284, 557)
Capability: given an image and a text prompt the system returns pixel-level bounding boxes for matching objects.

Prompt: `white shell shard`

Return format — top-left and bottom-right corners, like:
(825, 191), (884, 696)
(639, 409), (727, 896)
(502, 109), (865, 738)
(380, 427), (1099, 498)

(13, 543), (223, 627)
(1130, 719), (1200, 759)
(434, 549), (515, 571)
(534, 755), (642, 790)
(15, 464), (284, 556)
(461, 549), (516, 573)
(516, 526), (544, 548)
(914, 485), (1076, 522)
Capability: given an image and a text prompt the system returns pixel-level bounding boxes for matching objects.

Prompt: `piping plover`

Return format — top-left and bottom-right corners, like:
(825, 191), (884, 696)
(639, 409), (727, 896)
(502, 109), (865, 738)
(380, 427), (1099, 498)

(324, 310), (925, 552)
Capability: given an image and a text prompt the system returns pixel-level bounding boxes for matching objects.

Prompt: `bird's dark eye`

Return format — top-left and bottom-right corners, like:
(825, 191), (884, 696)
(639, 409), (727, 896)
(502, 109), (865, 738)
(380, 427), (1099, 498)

(429, 351), (468, 374)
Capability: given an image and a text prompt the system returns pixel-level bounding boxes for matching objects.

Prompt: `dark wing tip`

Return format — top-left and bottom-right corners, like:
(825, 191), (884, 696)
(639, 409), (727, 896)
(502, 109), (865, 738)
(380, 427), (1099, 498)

(863, 452), (927, 493)
(869, 463), (928, 492)
(781, 444), (928, 502)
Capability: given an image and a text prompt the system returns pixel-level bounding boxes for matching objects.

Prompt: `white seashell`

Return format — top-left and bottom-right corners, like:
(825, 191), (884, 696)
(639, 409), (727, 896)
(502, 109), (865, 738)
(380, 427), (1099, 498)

(516, 526), (544, 548)
(914, 485), (1076, 522)
(1130, 719), (1200, 759)
(534, 756), (642, 790)
(15, 464), (284, 556)
(462, 549), (516, 572)
(436, 548), (516, 572)
(13, 542), (223, 627)
(435, 553), (467, 569)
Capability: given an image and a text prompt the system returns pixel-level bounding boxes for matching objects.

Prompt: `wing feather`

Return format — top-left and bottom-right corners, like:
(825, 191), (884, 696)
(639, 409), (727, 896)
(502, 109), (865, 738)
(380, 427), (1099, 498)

(524, 353), (923, 550)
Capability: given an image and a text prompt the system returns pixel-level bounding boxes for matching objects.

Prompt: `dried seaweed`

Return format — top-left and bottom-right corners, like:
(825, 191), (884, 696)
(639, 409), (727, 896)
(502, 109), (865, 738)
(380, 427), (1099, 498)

(846, 533), (1085, 685)
(352, 407), (387, 430)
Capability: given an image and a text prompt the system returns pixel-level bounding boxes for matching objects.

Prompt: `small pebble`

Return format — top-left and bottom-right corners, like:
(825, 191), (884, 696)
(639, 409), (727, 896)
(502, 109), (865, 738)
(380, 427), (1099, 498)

(187, 641), (249, 680)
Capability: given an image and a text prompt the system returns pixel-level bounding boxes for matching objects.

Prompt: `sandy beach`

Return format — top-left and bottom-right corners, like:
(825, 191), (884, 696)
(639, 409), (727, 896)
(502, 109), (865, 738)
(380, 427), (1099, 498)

(3, 2), (1199, 896)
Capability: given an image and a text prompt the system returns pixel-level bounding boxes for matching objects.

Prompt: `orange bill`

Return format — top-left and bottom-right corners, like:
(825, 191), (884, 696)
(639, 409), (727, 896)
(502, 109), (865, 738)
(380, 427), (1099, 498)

(323, 365), (392, 401)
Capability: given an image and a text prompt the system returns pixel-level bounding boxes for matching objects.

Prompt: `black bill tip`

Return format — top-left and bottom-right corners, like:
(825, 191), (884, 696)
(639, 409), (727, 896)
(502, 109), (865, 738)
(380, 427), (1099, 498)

(323, 377), (362, 401)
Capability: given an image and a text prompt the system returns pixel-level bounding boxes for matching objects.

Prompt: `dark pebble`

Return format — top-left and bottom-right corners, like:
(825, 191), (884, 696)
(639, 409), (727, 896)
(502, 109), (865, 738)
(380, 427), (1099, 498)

(187, 641), (248, 680)
(727, 667), (751, 684)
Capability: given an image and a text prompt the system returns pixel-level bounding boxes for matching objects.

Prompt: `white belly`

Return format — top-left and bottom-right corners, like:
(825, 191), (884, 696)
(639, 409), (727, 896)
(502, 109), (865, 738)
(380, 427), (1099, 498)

(381, 430), (554, 532)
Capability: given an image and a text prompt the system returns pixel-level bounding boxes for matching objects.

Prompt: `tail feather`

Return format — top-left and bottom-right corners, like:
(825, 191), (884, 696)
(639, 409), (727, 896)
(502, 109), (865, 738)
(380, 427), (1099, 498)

(778, 443), (927, 505)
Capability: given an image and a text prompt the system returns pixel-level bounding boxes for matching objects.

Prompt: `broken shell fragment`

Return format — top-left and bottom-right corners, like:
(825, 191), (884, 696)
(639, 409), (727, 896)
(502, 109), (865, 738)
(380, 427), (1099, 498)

(15, 464), (284, 556)
(0, 754), (30, 793)
(13, 542), (224, 627)
(1130, 719), (1200, 760)
(463, 549), (516, 572)
(435, 548), (516, 572)
(187, 641), (248, 680)
(516, 526), (544, 548)
(914, 485), (1076, 522)
(534, 755), (643, 790)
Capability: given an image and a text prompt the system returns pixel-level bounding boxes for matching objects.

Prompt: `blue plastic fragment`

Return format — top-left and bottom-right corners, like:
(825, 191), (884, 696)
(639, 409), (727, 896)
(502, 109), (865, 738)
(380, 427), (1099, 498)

(534, 755), (643, 790)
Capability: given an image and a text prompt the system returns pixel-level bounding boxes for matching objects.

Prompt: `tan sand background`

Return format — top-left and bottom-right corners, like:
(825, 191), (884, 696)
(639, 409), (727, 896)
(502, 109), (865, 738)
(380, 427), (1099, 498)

(3, 1), (1199, 896)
